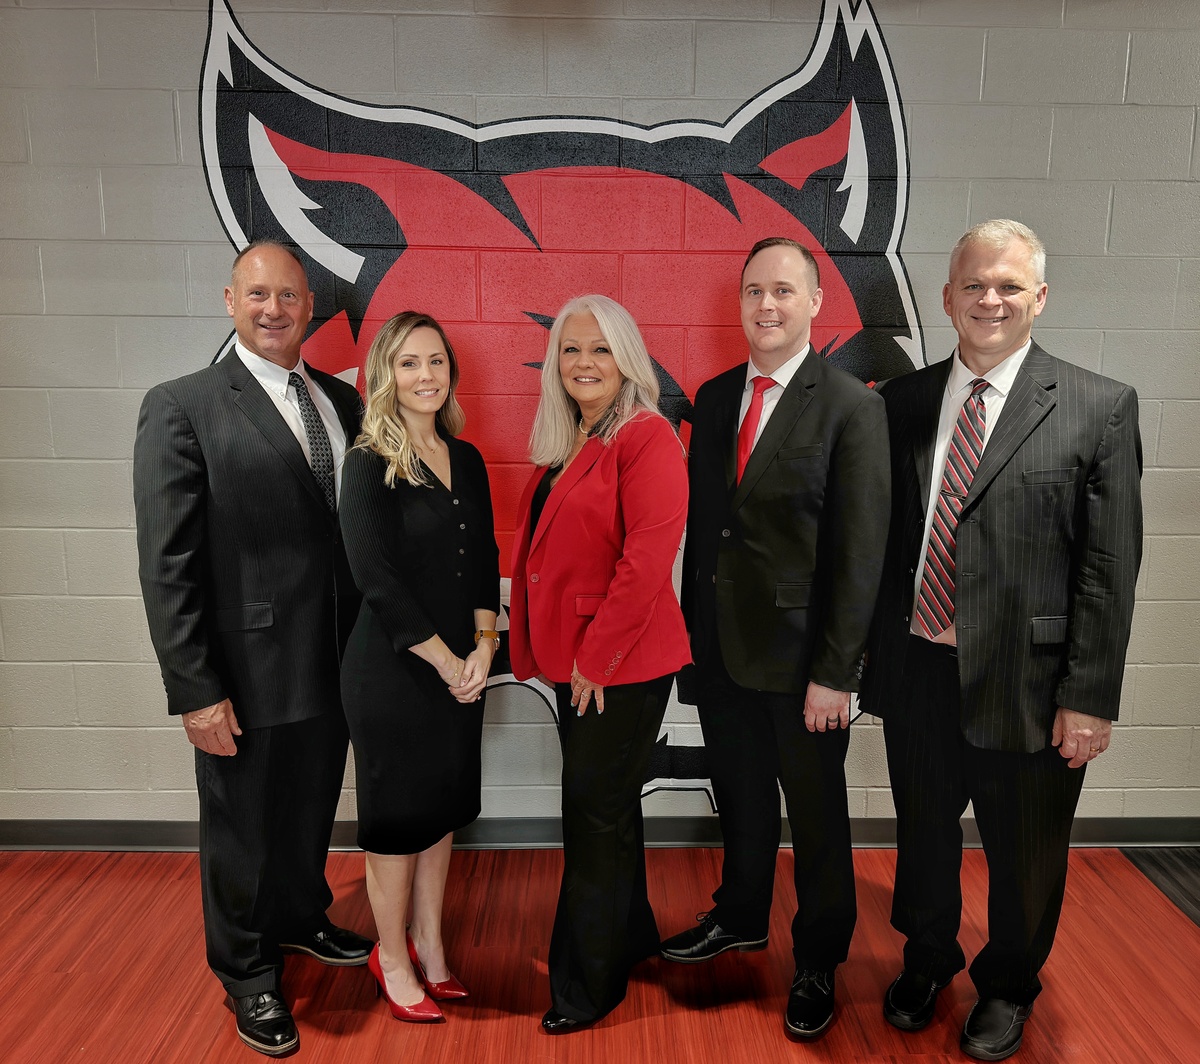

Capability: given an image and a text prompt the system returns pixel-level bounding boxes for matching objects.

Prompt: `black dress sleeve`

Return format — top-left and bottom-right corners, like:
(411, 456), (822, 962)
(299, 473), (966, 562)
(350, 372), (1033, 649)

(339, 446), (438, 653)
(464, 442), (501, 615)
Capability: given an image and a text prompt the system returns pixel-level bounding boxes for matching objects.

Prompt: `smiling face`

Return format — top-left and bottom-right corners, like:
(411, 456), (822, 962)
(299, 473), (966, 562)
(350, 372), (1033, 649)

(392, 326), (451, 423)
(224, 245), (314, 369)
(739, 244), (823, 374)
(557, 311), (623, 424)
(944, 238), (1048, 374)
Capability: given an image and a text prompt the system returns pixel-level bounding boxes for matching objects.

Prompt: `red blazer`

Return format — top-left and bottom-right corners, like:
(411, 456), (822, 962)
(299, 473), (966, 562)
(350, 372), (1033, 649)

(509, 411), (691, 686)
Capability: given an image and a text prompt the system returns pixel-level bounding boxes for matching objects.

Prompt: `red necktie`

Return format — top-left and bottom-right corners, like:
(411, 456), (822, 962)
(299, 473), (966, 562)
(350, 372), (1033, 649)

(736, 376), (777, 482)
(916, 378), (988, 638)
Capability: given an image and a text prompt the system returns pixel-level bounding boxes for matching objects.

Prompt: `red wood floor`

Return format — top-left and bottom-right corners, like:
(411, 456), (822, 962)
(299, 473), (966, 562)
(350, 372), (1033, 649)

(1, 847), (1196, 1063)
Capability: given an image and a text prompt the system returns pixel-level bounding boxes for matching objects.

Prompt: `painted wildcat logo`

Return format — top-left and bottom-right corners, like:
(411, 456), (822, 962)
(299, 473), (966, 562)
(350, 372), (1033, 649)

(200, 0), (919, 795)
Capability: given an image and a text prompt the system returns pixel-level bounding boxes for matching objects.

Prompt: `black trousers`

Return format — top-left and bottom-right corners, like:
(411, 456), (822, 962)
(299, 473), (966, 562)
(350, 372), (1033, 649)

(548, 674), (672, 1022)
(195, 710), (350, 996)
(696, 656), (856, 971)
(883, 636), (1086, 1005)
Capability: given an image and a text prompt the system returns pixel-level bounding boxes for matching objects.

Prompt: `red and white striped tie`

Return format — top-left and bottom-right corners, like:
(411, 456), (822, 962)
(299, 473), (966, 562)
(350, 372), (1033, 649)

(916, 378), (988, 638)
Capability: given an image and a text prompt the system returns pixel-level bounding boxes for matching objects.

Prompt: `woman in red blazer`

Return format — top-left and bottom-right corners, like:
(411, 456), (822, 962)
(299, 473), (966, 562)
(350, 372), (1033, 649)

(509, 295), (690, 1034)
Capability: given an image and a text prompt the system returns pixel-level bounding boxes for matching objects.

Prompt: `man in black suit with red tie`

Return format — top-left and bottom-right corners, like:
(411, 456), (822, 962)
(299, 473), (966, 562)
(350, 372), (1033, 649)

(661, 238), (891, 1039)
(134, 241), (372, 1056)
(861, 220), (1142, 1061)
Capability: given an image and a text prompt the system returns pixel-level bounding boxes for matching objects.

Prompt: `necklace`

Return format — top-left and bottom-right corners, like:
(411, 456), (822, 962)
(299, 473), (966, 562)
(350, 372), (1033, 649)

(577, 417), (590, 436)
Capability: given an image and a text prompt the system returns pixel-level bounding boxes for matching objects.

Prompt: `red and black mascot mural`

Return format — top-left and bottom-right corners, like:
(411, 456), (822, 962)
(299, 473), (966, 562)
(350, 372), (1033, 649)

(200, 0), (922, 802)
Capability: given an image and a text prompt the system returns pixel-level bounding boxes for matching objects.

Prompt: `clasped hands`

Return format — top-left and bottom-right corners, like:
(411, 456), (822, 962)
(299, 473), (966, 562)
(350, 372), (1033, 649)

(437, 641), (495, 703)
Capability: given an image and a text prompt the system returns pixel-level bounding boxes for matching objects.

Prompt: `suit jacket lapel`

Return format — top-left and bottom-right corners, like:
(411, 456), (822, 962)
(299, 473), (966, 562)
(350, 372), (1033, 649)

(911, 359), (952, 519)
(529, 438), (604, 554)
(964, 341), (1058, 508)
(714, 372), (742, 491)
(307, 361), (360, 446)
(730, 354), (816, 511)
(221, 354), (329, 511)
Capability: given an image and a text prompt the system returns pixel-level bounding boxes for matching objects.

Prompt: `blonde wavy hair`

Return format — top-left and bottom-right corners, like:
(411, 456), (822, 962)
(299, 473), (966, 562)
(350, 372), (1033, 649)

(528, 295), (662, 468)
(355, 311), (465, 488)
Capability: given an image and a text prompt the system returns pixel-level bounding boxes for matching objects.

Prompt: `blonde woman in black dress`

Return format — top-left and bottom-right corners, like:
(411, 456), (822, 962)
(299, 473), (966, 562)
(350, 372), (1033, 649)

(339, 312), (500, 1023)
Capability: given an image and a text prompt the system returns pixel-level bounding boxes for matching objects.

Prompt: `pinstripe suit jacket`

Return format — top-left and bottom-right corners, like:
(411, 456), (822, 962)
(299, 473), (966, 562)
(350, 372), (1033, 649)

(134, 352), (363, 729)
(859, 341), (1143, 752)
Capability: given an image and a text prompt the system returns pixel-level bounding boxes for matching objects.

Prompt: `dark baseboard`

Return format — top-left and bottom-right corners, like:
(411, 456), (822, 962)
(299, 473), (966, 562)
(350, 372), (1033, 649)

(2, 816), (1198, 851)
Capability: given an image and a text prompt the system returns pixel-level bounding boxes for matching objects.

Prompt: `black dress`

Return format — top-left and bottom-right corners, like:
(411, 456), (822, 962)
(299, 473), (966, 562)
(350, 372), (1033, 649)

(339, 437), (500, 855)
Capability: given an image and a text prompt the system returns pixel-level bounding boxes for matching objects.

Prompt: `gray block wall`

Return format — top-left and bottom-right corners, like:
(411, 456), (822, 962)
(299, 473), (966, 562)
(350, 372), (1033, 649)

(0, 0), (1196, 831)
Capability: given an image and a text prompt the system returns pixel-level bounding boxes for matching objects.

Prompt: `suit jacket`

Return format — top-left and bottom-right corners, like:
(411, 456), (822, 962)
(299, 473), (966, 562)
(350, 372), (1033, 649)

(859, 341), (1143, 752)
(134, 352), (364, 729)
(509, 411), (691, 686)
(683, 352), (891, 695)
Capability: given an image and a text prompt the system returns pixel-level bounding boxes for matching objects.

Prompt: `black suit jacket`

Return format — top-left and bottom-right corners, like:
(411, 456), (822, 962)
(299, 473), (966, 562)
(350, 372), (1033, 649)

(860, 341), (1143, 751)
(134, 352), (363, 729)
(683, 351), (891, 695)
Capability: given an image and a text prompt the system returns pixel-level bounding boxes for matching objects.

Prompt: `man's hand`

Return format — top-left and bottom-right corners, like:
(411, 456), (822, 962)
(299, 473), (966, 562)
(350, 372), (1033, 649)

(182, 699), (242, 756)
(804, 682), (851, 733)
(1052, 708), (1112, 769)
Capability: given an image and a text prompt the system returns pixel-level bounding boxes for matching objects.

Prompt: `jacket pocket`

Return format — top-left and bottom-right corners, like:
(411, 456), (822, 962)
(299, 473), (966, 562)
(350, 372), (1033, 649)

(215, 601), (274, 632)
(575, 594), (605, 617)
(775, 582), (812, 608)
(778, 444), (824, 461)
(1022, 467), (1076, 485)
(1030, 615), (1068, 644)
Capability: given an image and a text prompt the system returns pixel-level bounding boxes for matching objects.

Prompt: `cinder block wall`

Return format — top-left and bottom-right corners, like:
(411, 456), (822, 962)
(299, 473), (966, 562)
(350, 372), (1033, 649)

(0, 0), (1196, 831)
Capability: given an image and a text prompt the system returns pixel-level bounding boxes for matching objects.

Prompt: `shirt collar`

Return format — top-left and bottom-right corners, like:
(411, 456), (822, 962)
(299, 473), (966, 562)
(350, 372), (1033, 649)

(234, 341), (304, 399)
(947, 338), (1032, 400)
(744, 343), (811, 392)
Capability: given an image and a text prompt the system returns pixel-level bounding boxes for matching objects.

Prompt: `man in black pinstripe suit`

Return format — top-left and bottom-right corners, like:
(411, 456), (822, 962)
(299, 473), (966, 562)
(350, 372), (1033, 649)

(134, 242), (370, 1056)
(860, 220), (1142, 1061)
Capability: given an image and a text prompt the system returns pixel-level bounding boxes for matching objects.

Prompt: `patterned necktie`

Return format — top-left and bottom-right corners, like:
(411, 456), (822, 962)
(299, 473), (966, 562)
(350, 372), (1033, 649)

(916, 377), (988, 638)
(736, 375), (777, 482)
(288, 371), (336, 513)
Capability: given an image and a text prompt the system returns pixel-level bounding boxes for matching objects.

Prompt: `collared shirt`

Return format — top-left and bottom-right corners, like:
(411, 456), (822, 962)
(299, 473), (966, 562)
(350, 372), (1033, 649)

(234, 342), (349, 503)
(910, 339), (1032, 644)
(737, 343), (812, 449)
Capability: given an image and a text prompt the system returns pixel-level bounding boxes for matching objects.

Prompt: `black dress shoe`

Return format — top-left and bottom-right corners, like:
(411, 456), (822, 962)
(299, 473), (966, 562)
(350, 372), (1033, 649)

(227, 991), (299, 1057)
(659, 913), (767, 963)
(883, 969), (949, 1031)
(785, 969), (835, 1039)
(279, 925), (372, 966)
(541, 1008), (595, 1034)
(961, 997), (1033, 1061)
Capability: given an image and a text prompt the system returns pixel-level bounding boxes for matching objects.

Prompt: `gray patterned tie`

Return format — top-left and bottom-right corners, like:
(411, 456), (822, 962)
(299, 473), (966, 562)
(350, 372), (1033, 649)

(288, 371), (336, 512)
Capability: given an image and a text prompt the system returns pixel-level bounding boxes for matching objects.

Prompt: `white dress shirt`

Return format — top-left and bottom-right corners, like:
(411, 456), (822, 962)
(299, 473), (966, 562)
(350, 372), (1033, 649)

(910, 340), (1032, 644)
(234, 342), (349, 503)
(738, 344), (812, 448)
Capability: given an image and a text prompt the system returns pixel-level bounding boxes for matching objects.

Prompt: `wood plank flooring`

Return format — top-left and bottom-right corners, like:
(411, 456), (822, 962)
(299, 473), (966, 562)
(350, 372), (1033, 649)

(1, 847), (1196, 1064)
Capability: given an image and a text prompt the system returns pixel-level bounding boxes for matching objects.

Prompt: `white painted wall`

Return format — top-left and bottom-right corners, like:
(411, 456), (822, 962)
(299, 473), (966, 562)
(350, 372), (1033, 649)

(0, 0), (1196, 828)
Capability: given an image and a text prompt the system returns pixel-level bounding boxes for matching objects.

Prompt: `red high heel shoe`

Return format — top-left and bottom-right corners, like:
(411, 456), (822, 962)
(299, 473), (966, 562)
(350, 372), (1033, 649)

(406, 930), (470, 1001)
(367, 943), (445, 1023)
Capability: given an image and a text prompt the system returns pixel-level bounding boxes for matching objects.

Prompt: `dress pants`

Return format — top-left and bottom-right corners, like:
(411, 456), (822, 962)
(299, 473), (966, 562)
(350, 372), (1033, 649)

(548, 674), (672, 1022)
(883, 636), (1086, 1006)
(195, 709), (350, 996)
(696, 655), (856, 970)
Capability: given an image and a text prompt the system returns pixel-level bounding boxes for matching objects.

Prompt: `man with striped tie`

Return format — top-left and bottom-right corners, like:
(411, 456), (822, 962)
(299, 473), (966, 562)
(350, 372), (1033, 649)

(861, 220), (1143, 1061)
(134, 242), (371, 1055)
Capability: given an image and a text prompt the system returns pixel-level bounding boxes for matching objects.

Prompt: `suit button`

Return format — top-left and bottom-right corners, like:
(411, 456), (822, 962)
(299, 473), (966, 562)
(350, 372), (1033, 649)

(459, 548), (465, 555)
(460, 523), (466, 530)
(721, 528), (731, 538)
(452, 498), (460, 505)
(530, 573), (539, 583)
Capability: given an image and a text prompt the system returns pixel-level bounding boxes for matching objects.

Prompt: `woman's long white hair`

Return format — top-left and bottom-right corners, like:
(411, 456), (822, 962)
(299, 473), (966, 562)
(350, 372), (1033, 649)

(354, 311), (465, 488)
(528, 295), (662, 468)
